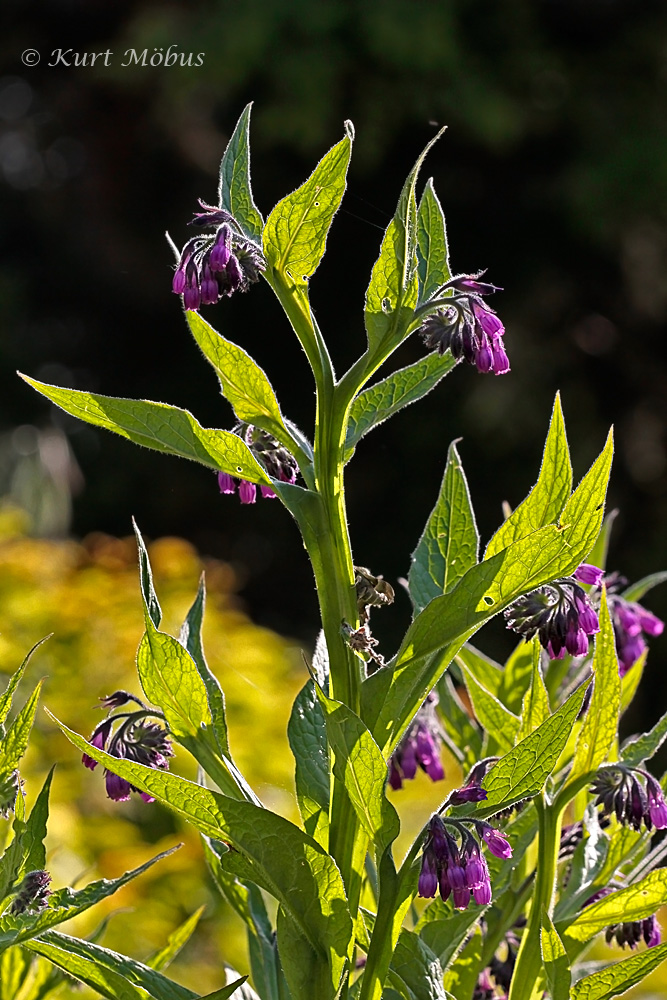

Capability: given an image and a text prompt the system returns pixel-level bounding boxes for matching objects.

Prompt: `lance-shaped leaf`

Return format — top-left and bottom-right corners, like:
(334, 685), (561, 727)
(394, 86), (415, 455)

(416, 178), (450, 304)
(389, 929), (447, 1000)
(132, 519), (162, 628)
(0, 638), (49, 733)
(458, 665), (519, 753)
(218, 103), (263, 242)
(570, 942), (667, 1000)
(473, 681), (590, 816)
(263, 125), (353, 280)
(287, 681), (329, 845)
(187, 312), (294, 449)
(436, 674), (483, 772)
(516, 640), (551, 741)
(571, 589), (620, 779)
(344, 351), (456, 461)
(0, 681), (42, 773)
(485, 394), (572, 559)
(621, 570), (667, 603)
(562, 869), (667, 946)
(25, 931), (199, 1000)
(276, 907), (337, 1000)
(0, 847), (178, 950)
(416, 900), (483, 971)
(148, 907), (204, 971)
(136, 621), (211, 742)
(48, 713), (352, 988)
(316, 689), (399, 854)
(442, 927), (482, 999)
(456, 644), (502, 695)
(19, 377), (272, 485)
(498, 639), (535, 715)
(22, 937), (147, 1000)
(361, 432), (612, 753)
(540, 910), (570, 1000)
(20, 767), (54, 876)
(622, 707), (667, 767)
(0, 948), (31, 1000)
(409, 441), (479, 612)
(364, 129), (446, 357)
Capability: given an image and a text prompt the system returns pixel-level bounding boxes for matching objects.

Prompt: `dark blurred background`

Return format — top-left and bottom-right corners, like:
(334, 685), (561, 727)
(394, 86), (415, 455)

(2, 0), (667, 734)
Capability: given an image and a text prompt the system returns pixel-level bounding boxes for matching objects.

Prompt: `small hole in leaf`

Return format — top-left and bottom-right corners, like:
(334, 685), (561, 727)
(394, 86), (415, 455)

(483, 596), (494, 606)
(236, 466), (243, 474)
(314, 201), (319, 207)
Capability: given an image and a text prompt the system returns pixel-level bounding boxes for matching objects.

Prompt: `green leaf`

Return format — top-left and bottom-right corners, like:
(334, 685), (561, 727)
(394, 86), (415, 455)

(562, 869), (667, 945)
(132, 519), (162, 628)
(19, 377), (272, 485)
(498, 639), (536, 715)
(485, 394), (572, 559)
(476, 681), (590, 816)
(416, 178), (450, 304)
(516, 639), (550, 741)
(48, 713), (352, 989)
(571, 589), (620, 779)
(540, 910), (570, 1000)
(136, 622), (211, 741)
(179, 574), (230, 757)
(416, 900), (483, 971)
(621, 570), (667, 603)
(263, 126), (352, 280)
(364, 129), (445, 356)
(276, 907), (335, 1000)
(199, 980), (249, 1000)
(23, 937), (148, 1000)
(408, 441), (479, 612)
(442, 926), (482, 1000)
(21, 767), (54, 875)
(0, 638), (49, 733)
(455, 644), (502, 695)
(149, 906), (204, 971)
(620, 650), (645, 714)
(186, 312), (292, 447)
(362, 432), (612, 754)
(554, 807), (609, 921)
(26, 930), (199, 1000)
(0, 682), (42, 773)
(389, 929), (447, 1000)
(0, 947), (31, 1000)
(570, 943), (667, 1000)
(586, 508), (618, 572)
(316, 688), (399, 854)
(344, 351), (456, 461)
(0, 846), (178, 950)
(622, 708), (667, 767)
(287, 681), (329, 845)
(218, 103), (263, 242)
(436, 674), (483, 771)
(458, 665), (519, 753)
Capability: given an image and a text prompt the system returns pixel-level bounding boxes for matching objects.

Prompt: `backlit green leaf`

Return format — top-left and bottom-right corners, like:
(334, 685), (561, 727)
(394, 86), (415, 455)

(570, 943), (667, 1000)
(0, 682), (42, 773)
(498, 639), (536, 715)
(409, 441), (479, 612)
(263, 126), (352, 279)
(485, 394), (572, 559)
(416, 900), (483, 971)
(416, 178), (450, 304)
(0, 638), (49, 733)
(540, 910), (570, 1000)
(622, 706), (667, 767)
(571, 589), (620, 779)
(621, 570), (667, 603)
(516, 640), (550, 741)
(19, 376), (271, 485)
(287, 681), (329, 845)
(562, 869), (667, 945)
(442, 926), (482, 999)
(23, 936), (147, 1000)
(459, 666), (519, 753)
(21, 767), (54, 875)
(389, 929), (447, 1000)
(136, 622), (211, 741)
(218, 103), (263, 242)
(148, 907), (204, 972)
(132, 520), (162, 628)
(345, 351), (456, 461)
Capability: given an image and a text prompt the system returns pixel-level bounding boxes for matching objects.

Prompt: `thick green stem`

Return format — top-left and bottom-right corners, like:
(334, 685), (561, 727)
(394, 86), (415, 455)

(508, 797), (563, 1000)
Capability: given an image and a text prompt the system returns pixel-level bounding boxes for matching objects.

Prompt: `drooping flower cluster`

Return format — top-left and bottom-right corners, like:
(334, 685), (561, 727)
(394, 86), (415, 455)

(416, 273), (509, 375)
(10, 869), (52, 914)
(605, 573), (664, 675)
(418, 814), (512, 910)
(590, 765), (667, 832)
(585, 888), (661, 949)
(388, 693), (444, 790)
(82, 691), (173, 802)
(218, 424), (299, 504)
(172, 202), (265, 310)
(504, 564), (602, 658)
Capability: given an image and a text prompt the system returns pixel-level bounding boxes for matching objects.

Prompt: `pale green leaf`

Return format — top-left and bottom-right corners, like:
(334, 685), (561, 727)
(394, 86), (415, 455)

(199, 979), (250, 1000)
(620, 650), (645, 714)
(218, 103), (263, 242)
(586, 509), (619, 572)
(443, 926), (482, 1000)
(0, 947), (30, 1000)
(436, 674), (483, 771)
(498, 639), (536, 715)
(276, 907), (333, 1000)
(516, 639), (550, 741)
(557, 429), (613, 558)
(0, 682), (42, 772)
(149, 907), (205, 972)
(344, 351), (456, 461)
(416, 900), (482, 971)
(563, 869), (667, 945)
(287, 681), (329, 845)
(570, 942), (667, 1000)
(485, 394), (572, 559)
(0, 637), (49, 732)
(571, 589), (620, 779)
(456, 644), (502, 695)
(540, 909), (570, 1000)
(23, 936), (148, 1000)
(132, 519), (162, 628)
(416, 178), (450, 304)
(622, 707), (667, 767)
(19, 376), (271, 484)
(459, 665), (519, 753)
(263, 127), (352, 279)
(137, 622), (211, 741)
(409, 441), (479, 612)
(390, 928), (447, 1000)
(621, 570), (667, 603)
(21, 767), (54, 875)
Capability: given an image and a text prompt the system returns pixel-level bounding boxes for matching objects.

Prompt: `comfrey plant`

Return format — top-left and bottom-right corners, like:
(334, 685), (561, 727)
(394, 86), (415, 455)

(20, 106), (667, 999)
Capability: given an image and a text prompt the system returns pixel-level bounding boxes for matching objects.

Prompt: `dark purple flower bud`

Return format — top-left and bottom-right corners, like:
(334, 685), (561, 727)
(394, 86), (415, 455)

(637, 608), (664, 637)
(438, 868), (452, 903)
(99, 691), (138, 710)
(388, 698), (444, 789)
(481, 825), (513, 860)
(474, 335), (493, 374)
(10, 869), (52, 914)
(472, 879), (492, 906)
(453, 886), (471, 910)
(645, 774), (667, 829)
(472, 299), (504, 337)
(447, 275), (502, 296)
(627, 775), (648, 830)
(418, 849), (439, 898)
(505, 578), (598, 660)
(209, 224), (232, 271)
(388, 759), (403, 790)
(490, 334), (510, 375)
(183, 268), (201, 311)
(238, 480), (257, 504)
(448, 784), (488, 805)
(260, 485), (277, 499)
(447, 856), (468, 891)
(608, 586), (663, 676)
(82, 719), (112, 770)
(399, 740), (418, 780)
(172, 268), (186, 294)
(105, 770), (132, 802)
(200, 264), (220, 306)
(463, 839), (487, 889)
(225, 255), (244, 293)
(574, 563), (605, 587)
(218, 472), (236, 494)
(644, 915), (662, 947)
